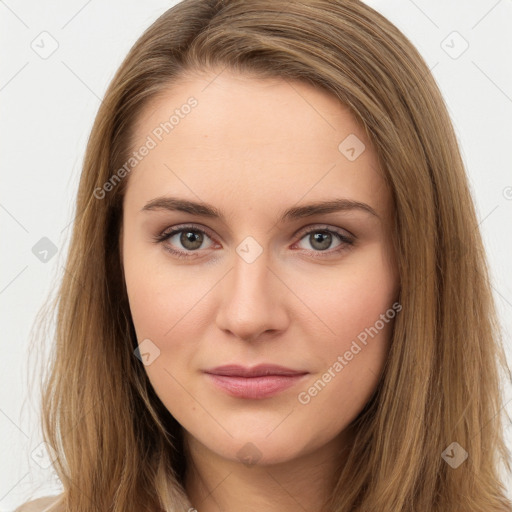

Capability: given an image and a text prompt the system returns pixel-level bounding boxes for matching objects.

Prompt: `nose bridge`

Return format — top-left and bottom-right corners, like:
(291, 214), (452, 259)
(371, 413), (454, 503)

(229, 231), (276, 299)
(229, 244), (277, 311)
(232, 247), (271, 297)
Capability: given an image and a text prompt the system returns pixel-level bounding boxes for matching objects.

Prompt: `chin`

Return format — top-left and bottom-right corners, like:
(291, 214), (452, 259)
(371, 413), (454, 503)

(185, 424), (333, 468)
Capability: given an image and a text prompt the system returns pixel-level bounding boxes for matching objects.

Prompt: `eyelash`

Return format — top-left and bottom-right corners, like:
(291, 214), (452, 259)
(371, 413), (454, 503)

(152, 224), (354, 260)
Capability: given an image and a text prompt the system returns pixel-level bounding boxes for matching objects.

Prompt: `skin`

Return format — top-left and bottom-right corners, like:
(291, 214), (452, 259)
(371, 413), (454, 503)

(120, 69), (400, 512)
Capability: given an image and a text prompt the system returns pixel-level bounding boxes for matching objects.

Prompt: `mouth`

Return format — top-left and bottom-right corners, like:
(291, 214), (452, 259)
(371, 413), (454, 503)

(203, 364), (309, 399)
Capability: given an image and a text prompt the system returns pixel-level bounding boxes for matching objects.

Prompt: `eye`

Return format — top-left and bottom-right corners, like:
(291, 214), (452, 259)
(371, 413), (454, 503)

(152, 225), (216, 259)
(293, 226), (354, 257)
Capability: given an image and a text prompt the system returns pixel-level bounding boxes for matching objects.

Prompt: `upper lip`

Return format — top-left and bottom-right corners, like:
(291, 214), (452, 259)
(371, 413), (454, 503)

(204, 364), (308, 377)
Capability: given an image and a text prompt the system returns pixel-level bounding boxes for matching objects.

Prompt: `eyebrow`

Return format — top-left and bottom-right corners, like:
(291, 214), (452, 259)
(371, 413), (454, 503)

(141, 196), (379, 222)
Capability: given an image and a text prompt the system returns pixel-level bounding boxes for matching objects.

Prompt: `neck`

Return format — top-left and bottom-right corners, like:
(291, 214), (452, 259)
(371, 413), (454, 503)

(183, 428), (354, 512)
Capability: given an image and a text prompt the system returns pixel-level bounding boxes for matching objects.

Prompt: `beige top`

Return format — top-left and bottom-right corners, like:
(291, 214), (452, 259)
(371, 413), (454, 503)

(14, 495), (64, 512)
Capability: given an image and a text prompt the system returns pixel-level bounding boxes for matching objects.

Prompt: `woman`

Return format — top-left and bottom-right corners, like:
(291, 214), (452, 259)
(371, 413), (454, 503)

(16, 0), (512, 510)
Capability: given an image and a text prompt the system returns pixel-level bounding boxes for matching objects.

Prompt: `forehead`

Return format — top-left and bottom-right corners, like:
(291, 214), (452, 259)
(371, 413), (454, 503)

(124, 69), (391, 222)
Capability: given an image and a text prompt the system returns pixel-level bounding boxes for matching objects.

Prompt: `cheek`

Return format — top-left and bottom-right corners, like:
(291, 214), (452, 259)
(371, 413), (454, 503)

(123, 242), (207, 341)
(123, 257), (203, 412)
(295, 245), (397, 403)
(302, 244), (398, 344)
(124, 265), (172, 342)
(123, 248), (219, 386)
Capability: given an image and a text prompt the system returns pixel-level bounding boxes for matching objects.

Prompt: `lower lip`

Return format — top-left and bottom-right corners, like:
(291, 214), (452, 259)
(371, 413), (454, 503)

(205, 373), (308, 399)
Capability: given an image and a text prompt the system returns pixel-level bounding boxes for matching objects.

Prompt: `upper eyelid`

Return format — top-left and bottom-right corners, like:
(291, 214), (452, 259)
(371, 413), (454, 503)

(161, 223), (218, 242)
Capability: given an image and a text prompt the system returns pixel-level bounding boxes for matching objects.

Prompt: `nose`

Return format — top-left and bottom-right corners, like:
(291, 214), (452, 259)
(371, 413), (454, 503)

(215, 251), (290, 343)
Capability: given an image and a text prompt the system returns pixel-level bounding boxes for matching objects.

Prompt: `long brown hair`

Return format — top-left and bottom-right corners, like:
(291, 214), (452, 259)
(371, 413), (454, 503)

(21, 0), (512, 510)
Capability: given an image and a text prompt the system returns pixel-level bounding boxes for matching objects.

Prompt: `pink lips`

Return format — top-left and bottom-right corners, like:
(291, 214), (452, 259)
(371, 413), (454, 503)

(203, 364), (308, 399)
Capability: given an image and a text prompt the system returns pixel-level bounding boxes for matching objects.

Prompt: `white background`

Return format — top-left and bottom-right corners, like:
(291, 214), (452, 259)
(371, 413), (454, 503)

(1, 0), (511, 509)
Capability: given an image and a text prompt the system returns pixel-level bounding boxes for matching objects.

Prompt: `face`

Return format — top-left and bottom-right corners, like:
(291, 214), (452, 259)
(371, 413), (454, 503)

(120, 69), (400, 467)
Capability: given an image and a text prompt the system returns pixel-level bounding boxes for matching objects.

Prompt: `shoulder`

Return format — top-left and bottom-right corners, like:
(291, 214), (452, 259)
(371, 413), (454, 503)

(14, 494), (64, 512)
